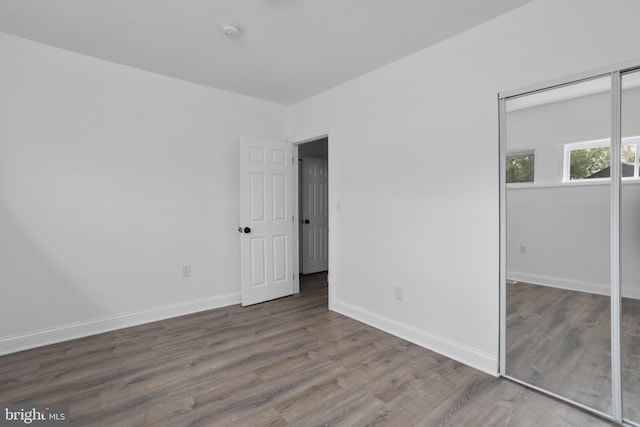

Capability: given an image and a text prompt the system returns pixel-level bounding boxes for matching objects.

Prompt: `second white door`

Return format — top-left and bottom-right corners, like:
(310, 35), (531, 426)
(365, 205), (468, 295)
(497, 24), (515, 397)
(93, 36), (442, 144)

(301, 157), (328, 274)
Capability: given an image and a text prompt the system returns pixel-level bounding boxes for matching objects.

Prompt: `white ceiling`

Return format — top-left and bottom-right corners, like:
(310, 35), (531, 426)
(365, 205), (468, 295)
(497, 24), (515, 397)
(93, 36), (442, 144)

(0, 0), (534, 105)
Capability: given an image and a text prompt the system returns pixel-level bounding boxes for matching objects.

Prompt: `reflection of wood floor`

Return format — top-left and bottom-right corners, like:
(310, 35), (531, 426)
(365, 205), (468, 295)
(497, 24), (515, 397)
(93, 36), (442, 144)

(506, 282), (640, 422)
(0, 274), (614, 426)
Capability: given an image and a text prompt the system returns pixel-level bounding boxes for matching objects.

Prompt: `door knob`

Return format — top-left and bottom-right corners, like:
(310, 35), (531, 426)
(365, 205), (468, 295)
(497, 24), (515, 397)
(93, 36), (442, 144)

(243, 227), (251, 234)
(304, 219), (310, 224)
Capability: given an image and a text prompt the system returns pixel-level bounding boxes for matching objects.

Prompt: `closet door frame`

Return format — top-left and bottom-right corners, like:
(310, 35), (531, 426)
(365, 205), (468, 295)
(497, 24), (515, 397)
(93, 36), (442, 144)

(498, 58), (640, 425)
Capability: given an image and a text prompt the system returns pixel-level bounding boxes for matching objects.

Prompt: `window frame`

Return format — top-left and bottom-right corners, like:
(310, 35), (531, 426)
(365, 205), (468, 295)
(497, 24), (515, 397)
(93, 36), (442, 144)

(563, 136), (640, 182)
(505, 149), (535, 185)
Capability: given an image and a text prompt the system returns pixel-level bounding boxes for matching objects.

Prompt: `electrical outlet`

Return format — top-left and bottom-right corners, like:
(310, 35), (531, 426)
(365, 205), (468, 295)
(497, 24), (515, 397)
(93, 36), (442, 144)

(394, 286), (404, 301)
(520, 245), (527, 254)
(182, 264), (191, 277)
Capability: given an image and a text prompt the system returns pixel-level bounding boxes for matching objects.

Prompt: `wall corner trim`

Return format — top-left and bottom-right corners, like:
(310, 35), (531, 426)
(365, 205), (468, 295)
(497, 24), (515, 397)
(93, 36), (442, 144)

(333, 300), (498, 376)
(0, 293), (241, 356)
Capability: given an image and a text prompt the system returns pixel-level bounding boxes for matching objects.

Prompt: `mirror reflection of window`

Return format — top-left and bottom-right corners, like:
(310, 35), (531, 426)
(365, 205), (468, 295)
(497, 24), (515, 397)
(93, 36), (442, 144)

(564, 138), (639, 180)
(505, 152), (534, 183)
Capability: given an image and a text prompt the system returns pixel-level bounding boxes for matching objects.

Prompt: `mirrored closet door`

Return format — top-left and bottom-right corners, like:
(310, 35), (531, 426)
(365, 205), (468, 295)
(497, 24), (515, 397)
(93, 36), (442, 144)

(503, 76), (613, 416)
(501, 65), (640, 425)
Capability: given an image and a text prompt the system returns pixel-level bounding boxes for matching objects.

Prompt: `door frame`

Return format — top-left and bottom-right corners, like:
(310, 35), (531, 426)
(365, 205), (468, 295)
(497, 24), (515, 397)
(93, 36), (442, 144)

(292, 129), (335, 310)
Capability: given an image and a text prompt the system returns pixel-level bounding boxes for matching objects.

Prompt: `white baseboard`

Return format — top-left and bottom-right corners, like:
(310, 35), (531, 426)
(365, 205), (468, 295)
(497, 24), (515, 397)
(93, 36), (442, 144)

(0, 293), (241, 356)
(507, 271), (640, 299)
(333, 300), (498, 376)
(507, 272), (609, 295)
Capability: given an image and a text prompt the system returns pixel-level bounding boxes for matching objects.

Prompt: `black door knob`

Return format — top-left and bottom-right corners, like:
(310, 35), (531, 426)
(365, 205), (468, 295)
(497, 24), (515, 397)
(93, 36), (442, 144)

(304, 219), (310, 224)
(243, 227), (251, 234)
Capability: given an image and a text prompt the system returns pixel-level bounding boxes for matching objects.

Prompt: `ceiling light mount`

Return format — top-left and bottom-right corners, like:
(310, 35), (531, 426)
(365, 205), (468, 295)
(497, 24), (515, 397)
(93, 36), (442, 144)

(221, 23), (240, 38)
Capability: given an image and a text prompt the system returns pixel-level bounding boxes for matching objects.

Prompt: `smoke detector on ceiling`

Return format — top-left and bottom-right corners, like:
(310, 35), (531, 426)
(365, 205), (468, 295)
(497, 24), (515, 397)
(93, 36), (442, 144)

(221, 23), (240, 38)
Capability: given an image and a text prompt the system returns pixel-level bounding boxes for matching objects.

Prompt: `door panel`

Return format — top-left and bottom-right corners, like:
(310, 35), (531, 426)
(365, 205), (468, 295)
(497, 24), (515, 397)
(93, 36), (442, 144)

(250, 237), (266, 287)
(249, 173), (265, 221)
(301, 158), (328, 274)
(272, 234), (288, 282)
(306, 227), (316, 262)
(240, 137), (294, 306)
(272, 174), (287, 221)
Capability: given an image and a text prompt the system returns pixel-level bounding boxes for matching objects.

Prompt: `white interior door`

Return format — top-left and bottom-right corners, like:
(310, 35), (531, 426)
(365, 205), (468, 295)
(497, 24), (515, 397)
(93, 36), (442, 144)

(301, 157), (328, 274)
(240, 137), (294, 306)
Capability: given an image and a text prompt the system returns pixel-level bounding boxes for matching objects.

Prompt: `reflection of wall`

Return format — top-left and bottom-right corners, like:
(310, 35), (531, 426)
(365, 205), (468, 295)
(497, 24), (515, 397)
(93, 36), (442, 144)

(507, 184), (640, 298)
(507, 87), (640, 152)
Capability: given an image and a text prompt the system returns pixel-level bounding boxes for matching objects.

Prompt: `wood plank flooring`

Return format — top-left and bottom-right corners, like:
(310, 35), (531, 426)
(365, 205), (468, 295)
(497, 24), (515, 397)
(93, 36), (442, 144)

(506, 282), (640, 423)
(0, 274), (615, 426)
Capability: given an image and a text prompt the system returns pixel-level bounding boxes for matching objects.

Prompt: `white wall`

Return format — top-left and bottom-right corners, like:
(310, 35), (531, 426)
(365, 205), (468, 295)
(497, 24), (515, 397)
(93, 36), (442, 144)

(0, 33), (286, 354)
(287, 0), (640, 374)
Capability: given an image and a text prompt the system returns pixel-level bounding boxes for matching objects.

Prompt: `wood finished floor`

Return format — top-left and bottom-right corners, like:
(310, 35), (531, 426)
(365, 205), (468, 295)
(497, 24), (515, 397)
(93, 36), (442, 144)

(0, 274), (615, 426)
(506, 282), (640, 422)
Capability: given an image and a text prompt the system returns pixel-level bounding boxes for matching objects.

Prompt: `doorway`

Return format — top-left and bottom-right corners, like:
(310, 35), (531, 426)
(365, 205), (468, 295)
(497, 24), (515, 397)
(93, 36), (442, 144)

(239, 134), (333, 308)
(295, 137), (329, 295)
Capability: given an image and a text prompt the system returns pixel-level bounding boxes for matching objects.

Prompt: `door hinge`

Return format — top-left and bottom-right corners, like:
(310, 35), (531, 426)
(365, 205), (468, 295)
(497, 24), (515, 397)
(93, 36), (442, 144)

(292, 156), (294, 164)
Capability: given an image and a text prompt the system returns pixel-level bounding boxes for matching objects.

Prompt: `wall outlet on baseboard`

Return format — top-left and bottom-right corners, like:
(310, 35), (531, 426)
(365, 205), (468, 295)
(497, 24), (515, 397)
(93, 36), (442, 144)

(394, 286), (404, 301)
(182, 264), (191, 277)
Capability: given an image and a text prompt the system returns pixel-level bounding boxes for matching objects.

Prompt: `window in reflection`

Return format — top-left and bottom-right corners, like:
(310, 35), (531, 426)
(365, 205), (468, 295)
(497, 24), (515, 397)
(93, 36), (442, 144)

(506, 152), (535, 183)
(565, 138), (639, 180)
